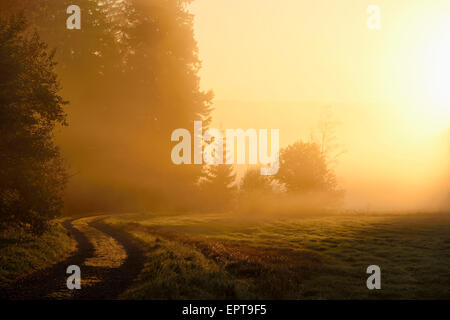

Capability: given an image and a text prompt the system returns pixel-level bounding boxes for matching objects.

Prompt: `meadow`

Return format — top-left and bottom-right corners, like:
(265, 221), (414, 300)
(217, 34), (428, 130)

(106, 212), (450, 299)
(2, 212), (449, 299)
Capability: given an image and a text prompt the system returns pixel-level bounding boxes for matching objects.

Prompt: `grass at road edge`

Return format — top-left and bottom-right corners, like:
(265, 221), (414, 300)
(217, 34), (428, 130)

(106, 219), (323, 299)
(0, 220), (76, 287)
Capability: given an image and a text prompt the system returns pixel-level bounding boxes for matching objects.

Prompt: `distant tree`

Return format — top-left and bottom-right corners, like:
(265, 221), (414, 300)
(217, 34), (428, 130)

(237, 167), (274, 212)
(239, 167), (273, 195)
(0, 15), (68, 234)
(276, 141), (337, 194)
(310, 106), (346, 167)
(200, 163), (236, 212)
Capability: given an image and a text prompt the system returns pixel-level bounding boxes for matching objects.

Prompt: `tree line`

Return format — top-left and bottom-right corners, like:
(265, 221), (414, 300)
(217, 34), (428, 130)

(0, 0), (342, 234)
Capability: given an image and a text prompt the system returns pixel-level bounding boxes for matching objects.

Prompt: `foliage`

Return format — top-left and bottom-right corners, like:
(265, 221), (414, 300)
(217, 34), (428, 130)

(0, 220), (75, 286)
(0, 15), (68, 233)
(0, 1), (214, 213)
(277, 141), (338, 194)
(199, 164), (237, 212)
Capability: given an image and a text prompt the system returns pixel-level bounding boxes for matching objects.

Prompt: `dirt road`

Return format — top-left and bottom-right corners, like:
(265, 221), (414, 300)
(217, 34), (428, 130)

(2, 216), (145, 300)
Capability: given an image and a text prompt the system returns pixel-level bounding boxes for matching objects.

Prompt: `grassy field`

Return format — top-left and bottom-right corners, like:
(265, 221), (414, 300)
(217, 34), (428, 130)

(0, 220), (76, 287)
(106, 212), (450, 299)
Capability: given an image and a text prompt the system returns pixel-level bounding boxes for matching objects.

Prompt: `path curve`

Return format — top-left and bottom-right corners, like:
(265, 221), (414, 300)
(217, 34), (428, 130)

(1, 216), (145, 300)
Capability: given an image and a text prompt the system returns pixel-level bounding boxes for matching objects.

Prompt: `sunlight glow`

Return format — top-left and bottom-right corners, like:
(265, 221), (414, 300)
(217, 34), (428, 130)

(424, 20), (450, 107)
(387, 5), (450, 134)
(415, 13), (450, 133)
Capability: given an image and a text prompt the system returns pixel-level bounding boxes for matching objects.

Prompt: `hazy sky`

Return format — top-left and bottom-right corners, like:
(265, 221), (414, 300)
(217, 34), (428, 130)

(189, 0), (450, 210)
(190, 0), (450, 107)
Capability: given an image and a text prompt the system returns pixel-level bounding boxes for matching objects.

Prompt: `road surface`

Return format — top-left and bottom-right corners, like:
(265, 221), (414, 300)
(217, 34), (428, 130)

(2, 216), (145, 300)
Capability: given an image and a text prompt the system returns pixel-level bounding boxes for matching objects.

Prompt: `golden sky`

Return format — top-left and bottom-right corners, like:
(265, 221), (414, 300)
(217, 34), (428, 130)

(189, 0), (450, 210)
(190, 1), (450, 107)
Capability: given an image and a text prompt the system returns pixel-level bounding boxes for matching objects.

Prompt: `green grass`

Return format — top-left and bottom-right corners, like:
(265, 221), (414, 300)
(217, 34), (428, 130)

(107, 212), (450, 299)
(0, 220), (76, 287)
(117, 229), (251, 299)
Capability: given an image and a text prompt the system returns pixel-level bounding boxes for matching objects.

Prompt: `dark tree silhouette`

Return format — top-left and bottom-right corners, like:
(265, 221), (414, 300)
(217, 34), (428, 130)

(200, 163), (236, 212)
(0, 0), (122, 80)
(237, 167), (274, 213)
(277, 141), (337, 194)
(1, 1), (213, 213)
(0, 15), (68, 234)
(239, 167), (273, 195)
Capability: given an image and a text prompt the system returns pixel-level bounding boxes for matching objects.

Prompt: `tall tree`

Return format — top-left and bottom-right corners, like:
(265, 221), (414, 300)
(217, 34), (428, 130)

(0, 15), (68, 233)
(0, 0), (123, 83)
(200, 163), (237, 212)
(1, 1), (213, 212)
(198, 134), (237, 211)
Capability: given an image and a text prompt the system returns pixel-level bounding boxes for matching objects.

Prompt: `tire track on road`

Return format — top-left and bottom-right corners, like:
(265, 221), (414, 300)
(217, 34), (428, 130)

(2, 216), (145, 300)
